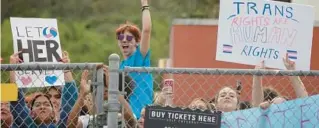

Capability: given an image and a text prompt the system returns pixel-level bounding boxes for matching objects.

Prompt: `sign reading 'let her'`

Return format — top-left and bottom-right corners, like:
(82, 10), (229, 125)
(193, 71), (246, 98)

(10, 17), (64, 88)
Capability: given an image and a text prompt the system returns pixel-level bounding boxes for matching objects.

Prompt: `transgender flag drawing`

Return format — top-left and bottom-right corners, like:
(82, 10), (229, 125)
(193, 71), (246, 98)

(287, 50), (298, 60)
(223, 44), (233, 54)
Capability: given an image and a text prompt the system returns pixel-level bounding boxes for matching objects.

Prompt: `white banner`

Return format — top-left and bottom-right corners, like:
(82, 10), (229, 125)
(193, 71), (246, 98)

(216, 0), (315, 70)
(10, 17), (64, 88)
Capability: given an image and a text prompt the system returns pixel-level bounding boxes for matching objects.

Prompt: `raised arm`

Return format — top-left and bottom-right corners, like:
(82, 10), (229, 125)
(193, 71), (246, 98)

(139, 0), (152, 56)
(119, 96), (138, 128)
(58, 51), (79, 128)
(9, 51), (22, 83)
(9, 52), (34, 127)
(67, 70), (91, 128)
(101, 67), (137, 127)
(283, 53), (308, 98)
(62, 51), (73, 82)
(252, 61), (265, 107)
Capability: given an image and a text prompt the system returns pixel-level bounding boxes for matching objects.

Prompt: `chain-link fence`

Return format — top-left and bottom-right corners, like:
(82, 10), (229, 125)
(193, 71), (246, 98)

(2, 55), (319, 128)
(0, 63), (107, 128)
(105, 54), (319, 128)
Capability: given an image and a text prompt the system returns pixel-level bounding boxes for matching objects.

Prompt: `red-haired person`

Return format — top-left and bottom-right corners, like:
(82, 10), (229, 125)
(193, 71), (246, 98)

(116, 0), (153, 119)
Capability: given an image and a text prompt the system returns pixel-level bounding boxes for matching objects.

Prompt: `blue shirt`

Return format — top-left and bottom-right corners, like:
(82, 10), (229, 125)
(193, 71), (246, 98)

(10, 81), (78, 128)
(120, 45), (153, 119)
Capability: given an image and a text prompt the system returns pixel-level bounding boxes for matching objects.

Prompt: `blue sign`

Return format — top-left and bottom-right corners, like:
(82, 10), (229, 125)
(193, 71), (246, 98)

(222, 94), (319, 128)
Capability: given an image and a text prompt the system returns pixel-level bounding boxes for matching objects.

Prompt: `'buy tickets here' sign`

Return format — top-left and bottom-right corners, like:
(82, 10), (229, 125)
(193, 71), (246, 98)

(216, 0), (314, 70)
(145, 106), (221, 128)
(10, 17), (64, 88)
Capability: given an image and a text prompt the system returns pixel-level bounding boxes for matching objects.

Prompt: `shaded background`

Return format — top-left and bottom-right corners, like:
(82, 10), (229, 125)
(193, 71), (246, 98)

(1, 0), (294, 65)
(1, 0), (220, 65)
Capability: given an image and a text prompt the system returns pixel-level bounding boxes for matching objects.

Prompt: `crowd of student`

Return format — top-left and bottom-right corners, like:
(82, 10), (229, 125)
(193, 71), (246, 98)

(0, 0), (312, 127)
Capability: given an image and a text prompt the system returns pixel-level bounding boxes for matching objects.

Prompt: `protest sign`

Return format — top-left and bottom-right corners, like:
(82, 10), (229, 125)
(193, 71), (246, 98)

(216, 0), (315, 70)
(221, 94), (319, 128)
(144, 106), (221, 128)
(10, 17), (64, 88)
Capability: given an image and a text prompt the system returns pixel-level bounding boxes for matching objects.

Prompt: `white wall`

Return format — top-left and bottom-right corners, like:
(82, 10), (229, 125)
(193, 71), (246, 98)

(293, 0), (319, 21)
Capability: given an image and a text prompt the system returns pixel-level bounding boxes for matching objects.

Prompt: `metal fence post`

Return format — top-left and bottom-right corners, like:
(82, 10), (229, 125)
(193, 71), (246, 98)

(96, 68), (105, 113)
(95, 67), (105, 127)
(108, 53), (120, 128)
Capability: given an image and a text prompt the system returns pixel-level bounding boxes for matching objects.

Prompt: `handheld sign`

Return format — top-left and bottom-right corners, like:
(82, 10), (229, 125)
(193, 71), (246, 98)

(221, 94), (319, 128)
(144, 106), (222, 128)
(10, 17), (64, 88)
(0, 83), (18, 101)
(216, 0), (315, 70)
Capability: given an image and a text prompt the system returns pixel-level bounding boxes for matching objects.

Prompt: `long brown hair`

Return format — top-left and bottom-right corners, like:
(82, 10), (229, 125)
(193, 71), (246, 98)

(30, 93), (56, 124)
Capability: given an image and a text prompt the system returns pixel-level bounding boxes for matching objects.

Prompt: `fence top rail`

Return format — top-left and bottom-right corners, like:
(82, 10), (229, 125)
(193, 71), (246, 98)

(122, 67), (319, 76)
(1, 63), (104, 71)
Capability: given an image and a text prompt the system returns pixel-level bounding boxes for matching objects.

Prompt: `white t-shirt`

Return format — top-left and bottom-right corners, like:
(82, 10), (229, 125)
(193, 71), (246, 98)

(78, 113), (123, 128)
(78, 114), (94, 128)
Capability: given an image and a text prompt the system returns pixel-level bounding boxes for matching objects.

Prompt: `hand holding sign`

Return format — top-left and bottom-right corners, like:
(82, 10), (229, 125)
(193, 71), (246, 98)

(255, 60), (265, 70)
(10, 51), (23, 64)
(10, 52), (32, 86)
(61, 51), (70, 63)
(283, 53), (296, 70)
(259, 100), (271, 110)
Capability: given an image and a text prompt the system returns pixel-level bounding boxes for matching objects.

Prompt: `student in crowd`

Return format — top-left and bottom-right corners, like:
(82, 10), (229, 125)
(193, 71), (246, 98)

(252, 53), (308, 109)
(137, 108), (145, 128)
(44, 86), (62, 121)
(44, 86), (89, 120)
(67, 65), (137, 128)
(25, 92), (43, 108)
(116, 0), (153, 119)
(1, 102), (13, 128)
(212, 79), (242, 112)
(214, 86), (240, 112)
(153, 85), (173, 107)
(189, 98), (213, 111)
(9, 51), (78, 128)
(82, 94), (94, 115)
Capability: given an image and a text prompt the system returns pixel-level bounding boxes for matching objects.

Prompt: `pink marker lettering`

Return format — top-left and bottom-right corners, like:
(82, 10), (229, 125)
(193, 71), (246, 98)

(232, 17), (240, 26)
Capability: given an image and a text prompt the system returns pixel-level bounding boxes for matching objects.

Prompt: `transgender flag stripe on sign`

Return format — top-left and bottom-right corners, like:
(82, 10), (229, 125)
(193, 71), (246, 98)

(287, 50), (297, 60)
(223, 44), (232, 54)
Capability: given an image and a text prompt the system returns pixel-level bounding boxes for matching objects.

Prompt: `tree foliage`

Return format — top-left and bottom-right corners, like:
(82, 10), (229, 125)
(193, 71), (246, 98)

(1, 0), (220, 65)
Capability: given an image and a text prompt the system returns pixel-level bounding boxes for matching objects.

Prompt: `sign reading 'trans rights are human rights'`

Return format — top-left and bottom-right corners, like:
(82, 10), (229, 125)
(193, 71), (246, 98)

(216, 0), (314, 70)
